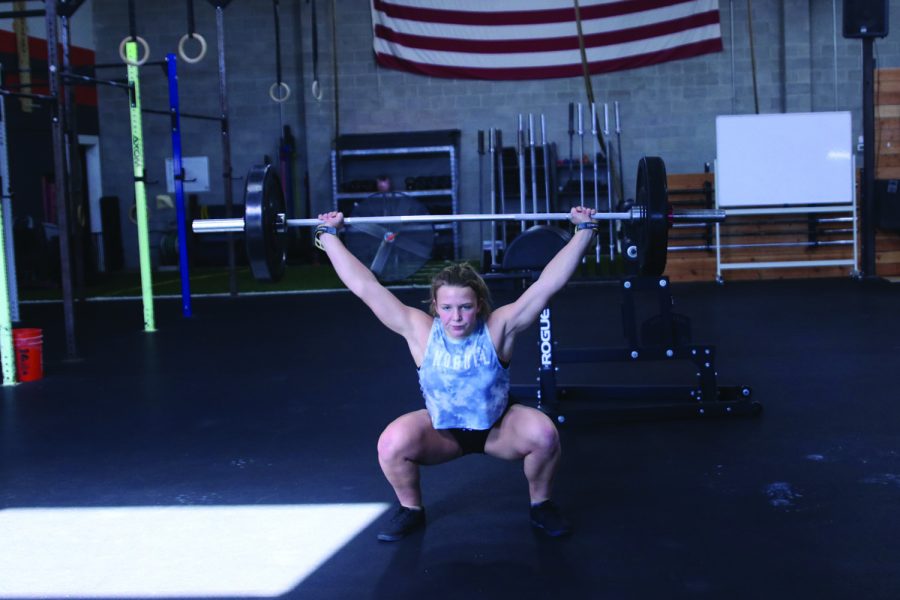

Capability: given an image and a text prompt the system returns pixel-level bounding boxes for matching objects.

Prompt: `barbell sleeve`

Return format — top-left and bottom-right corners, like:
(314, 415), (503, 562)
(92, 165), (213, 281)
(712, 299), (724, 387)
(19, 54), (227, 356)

(191, 208), (726, 235)
(668, 209), (727, 223)
(192, 218), (247, 233)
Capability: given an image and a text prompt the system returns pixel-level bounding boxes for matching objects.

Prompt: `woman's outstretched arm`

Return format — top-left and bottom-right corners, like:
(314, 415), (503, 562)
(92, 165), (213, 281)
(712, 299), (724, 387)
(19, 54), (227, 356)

(316, 212), (430, 344)
(488, 206), (597, 359)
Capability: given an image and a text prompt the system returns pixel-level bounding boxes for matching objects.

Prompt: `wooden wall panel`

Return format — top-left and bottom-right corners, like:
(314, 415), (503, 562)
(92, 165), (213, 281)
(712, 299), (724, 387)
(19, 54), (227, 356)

(877, 68), (900, 180)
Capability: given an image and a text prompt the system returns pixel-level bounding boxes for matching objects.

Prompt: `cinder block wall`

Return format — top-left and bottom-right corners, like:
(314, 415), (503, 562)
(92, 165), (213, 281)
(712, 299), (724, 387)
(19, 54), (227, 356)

(91, 0), (900, 266)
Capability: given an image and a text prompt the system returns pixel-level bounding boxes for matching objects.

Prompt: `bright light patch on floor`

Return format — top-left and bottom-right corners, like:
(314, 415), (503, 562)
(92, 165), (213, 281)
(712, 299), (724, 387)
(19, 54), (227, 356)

(0, 503), (389, 598)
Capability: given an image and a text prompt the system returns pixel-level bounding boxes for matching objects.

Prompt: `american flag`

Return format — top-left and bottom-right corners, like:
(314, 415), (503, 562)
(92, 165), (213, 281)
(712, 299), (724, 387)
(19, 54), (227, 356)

(371, 0), (723, 80)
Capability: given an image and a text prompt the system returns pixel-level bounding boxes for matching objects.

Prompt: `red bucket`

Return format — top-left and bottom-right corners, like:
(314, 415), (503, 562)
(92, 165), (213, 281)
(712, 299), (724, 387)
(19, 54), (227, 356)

(13, 328), (43, 382)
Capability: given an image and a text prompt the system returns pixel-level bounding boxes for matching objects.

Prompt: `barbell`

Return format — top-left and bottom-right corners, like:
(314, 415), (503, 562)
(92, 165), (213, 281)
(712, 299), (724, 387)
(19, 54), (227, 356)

(190, 157), (725, 282)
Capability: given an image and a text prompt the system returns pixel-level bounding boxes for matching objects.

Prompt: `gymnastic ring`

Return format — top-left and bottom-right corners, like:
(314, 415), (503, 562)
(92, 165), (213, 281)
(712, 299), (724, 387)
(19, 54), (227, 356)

(118, 36), (150, 66)
(178, 32), (208, 64)
(311, 79), (323, 101)
(269, 81), (291, 103)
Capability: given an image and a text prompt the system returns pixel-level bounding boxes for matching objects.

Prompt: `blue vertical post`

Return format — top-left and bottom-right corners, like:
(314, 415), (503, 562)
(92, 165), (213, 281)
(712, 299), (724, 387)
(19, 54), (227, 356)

(166, 53), (192, 317)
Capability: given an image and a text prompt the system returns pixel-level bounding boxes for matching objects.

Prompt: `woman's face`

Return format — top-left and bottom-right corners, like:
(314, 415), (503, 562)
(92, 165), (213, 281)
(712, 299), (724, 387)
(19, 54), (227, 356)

(433, 285), (480, 340)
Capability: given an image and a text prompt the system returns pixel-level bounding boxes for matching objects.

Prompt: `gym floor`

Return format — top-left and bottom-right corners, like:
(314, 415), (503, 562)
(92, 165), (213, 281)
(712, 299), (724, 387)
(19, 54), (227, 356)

(1, 276), (899, 599)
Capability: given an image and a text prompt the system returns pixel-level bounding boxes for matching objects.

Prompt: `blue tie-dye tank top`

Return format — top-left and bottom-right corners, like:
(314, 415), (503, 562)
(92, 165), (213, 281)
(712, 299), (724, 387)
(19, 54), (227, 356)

(418, 318), (510, 430)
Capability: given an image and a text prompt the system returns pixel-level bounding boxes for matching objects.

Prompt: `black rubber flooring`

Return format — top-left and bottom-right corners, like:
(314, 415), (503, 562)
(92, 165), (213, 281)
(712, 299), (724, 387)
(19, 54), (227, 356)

(2, 276), (900, 599)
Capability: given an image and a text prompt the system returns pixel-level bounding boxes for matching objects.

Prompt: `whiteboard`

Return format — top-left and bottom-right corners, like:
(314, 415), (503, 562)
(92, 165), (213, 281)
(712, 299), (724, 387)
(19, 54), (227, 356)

(715, 112), (853, 207)
(165, 156), (211, 194)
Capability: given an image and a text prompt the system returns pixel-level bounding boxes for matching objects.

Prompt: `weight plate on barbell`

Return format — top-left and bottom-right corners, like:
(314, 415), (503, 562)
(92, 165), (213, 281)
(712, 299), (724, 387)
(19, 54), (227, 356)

(635, 156), (669, 276)
(244, 163), (287, 282)
(343, 192), (435, 282)
(502, 225), (571, 272)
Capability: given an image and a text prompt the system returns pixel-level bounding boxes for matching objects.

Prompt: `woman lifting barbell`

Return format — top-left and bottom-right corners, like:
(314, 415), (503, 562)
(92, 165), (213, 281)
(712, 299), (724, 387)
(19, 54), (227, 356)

(315, 205), (598, 541)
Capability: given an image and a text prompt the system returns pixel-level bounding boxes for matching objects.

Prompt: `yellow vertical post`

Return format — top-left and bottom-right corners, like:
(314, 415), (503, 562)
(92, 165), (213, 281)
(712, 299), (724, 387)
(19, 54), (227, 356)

(125, 41), (156, 332)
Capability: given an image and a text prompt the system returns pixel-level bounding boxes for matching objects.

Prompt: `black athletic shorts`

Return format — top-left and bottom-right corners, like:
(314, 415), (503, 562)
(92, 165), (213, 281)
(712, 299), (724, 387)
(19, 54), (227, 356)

(447, 427), (492, 455)
(444, 402), (515, 455)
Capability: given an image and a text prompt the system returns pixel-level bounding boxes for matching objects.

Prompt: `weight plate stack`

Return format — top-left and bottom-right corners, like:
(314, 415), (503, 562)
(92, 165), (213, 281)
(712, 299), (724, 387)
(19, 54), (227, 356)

(625, 156), (669, 276)
(244, 164), (287, 282)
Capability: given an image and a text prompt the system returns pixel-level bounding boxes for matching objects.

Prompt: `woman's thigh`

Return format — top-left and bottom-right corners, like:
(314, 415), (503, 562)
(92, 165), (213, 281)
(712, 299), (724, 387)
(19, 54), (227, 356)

(483, 404), (558, 460)
(380, 409), (463, 465)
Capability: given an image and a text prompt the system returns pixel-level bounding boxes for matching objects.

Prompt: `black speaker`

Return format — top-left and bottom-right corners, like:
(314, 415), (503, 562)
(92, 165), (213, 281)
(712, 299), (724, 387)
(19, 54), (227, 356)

(99, 195), (124, 272)
(843, 0), (889, 38)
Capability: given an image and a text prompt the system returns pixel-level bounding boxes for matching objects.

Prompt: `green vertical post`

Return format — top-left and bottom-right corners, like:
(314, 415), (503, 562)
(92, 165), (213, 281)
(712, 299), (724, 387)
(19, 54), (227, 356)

(0, 63), (14, 384)
(125, 41), (156, 332)
(0, 175), (15, 385)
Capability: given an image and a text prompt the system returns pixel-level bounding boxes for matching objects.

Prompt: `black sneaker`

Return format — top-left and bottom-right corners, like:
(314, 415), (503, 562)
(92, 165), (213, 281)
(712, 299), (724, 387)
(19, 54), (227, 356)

(377, 505), (426, 542)
(530, 500), (571, 537)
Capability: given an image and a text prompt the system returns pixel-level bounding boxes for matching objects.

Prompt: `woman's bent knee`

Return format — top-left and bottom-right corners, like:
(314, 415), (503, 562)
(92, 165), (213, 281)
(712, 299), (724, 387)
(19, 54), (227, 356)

(530, 420), (560, 455)
(541, 425), (561, 453)
(377, 426), (412, 462)
(378, 412), (433, 462)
